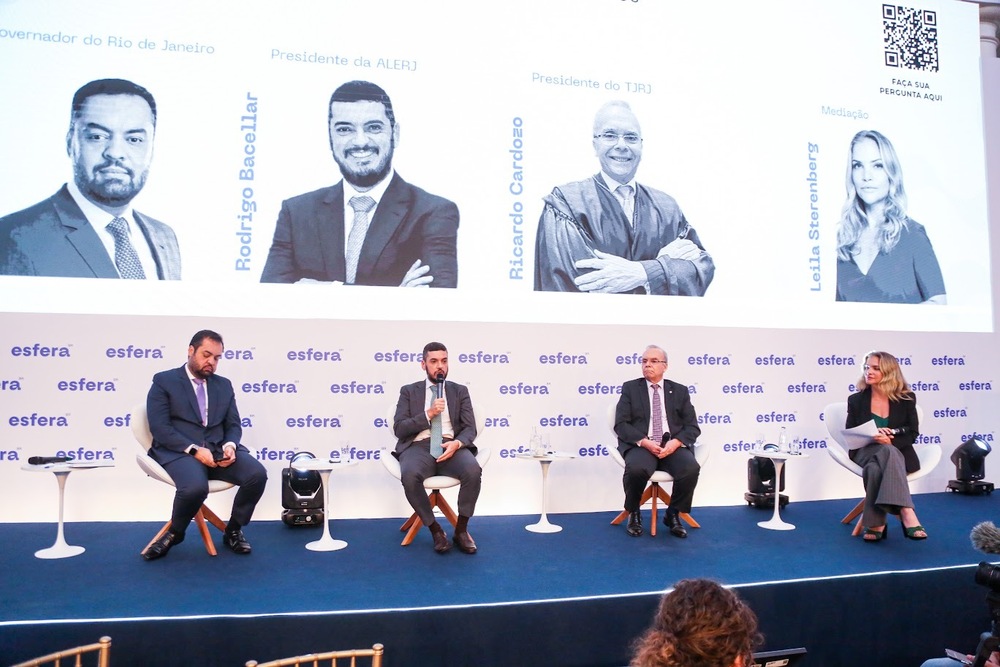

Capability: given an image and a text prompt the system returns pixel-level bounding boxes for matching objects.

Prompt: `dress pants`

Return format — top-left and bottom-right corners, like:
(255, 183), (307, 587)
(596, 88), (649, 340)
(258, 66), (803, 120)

(160, 452), (268, 534)
(622, 445), (700, 513)
(398, 441), (482, 526)
(851, 443), (913, 527)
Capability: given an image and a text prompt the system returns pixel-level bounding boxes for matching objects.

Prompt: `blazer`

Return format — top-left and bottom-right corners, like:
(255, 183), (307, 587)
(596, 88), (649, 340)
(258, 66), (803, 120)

(846, 387), (921, 474)
(0, 185), (181, 279)
(393, 379), (477, 457)
(260, 173), (459, 287)
(614, 377), (701, 457)
(146, 365), (245, 466)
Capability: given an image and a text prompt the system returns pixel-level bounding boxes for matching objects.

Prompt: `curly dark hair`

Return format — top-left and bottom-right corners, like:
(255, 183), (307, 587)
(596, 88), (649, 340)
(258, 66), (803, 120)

(630, 579), (762, 667)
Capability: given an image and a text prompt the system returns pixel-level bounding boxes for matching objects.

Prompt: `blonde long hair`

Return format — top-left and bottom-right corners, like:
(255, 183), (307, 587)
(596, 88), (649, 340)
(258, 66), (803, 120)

(835, 130), (909, 262)
(856, 351), (913, 401)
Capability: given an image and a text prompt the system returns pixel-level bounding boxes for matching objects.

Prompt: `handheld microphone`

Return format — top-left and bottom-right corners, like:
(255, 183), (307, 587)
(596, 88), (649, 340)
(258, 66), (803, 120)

(970, 521), (1000, 554)
(28, 456), (72, 465)
(887, 427), (909, 436)
(434, 372), (445, 399)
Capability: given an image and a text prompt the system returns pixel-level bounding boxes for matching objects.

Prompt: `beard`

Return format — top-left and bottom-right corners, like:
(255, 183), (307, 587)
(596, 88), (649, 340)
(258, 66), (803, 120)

(74, 160), (148, 207)
(425, 368), (447, 384)
(333, 139), (394, 189)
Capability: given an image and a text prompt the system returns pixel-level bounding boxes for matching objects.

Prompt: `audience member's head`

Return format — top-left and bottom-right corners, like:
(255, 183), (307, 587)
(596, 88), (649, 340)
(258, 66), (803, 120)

(631, 578), (762, 667)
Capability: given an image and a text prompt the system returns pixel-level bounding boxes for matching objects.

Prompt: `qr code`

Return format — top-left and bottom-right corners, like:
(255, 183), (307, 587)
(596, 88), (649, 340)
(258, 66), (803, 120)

(883, 4), (938, 72)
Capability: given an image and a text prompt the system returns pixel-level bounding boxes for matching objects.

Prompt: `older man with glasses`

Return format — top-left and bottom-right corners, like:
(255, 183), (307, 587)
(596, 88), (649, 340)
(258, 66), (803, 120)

(534, 100), (714, 295)
(613, 345), (701, 538)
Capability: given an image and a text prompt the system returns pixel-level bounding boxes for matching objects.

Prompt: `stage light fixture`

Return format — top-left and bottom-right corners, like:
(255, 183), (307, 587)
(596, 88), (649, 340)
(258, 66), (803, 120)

(948, 437), (994, 495)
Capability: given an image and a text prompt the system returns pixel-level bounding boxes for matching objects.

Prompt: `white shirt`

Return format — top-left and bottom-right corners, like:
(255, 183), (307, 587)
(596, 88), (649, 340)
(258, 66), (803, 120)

(66, 180), (158, 278)
(600, 171), (637, 227)
(645, 379), (668, 441)
(413, 379), (455, 442)
(342, 169), (395, 257)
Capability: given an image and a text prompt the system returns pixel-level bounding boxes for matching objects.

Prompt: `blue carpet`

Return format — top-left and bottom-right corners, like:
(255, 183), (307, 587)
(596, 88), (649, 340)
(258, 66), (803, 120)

(1, 492), (998, 665)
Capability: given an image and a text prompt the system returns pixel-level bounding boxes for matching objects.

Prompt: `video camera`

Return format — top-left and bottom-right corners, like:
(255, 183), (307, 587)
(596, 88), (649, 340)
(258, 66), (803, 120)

(968, 562), (1000, 667)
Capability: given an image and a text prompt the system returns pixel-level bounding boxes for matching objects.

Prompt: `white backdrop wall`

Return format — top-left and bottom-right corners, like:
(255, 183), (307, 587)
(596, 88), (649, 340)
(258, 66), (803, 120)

(1, 315), (998, 522)
(1, 0), (998, 522)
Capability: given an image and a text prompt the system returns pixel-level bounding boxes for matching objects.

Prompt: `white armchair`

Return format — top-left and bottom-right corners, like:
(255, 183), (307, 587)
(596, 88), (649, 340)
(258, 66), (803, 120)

(822, 401), (940, 535)
(381, 402), (490, 546)
(606, 403), (710, 536)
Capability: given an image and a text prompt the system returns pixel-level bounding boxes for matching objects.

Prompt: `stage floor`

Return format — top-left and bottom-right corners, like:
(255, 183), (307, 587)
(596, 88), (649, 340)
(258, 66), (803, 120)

(1, 492), (998, 666)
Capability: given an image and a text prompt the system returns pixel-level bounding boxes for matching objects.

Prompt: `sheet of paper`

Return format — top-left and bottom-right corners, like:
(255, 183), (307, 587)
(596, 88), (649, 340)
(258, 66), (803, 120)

(841, 420), (880, 450)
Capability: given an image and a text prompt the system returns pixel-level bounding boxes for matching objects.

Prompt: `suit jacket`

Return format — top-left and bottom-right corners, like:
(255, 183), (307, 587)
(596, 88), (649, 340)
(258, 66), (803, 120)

(260, 173), (459, 287)
(0, 185), (181, 279)
(614, 377), (700, 457)
(846, 387), (920, 473)
(146, 365), (245, 466)
(393, 379), (477, 457)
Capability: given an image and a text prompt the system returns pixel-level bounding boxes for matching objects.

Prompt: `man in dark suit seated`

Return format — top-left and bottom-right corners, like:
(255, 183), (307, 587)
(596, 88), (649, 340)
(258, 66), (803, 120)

(614, 344), (701, 538)
(0, 78), (181, 279)
(393, 342), (481, 554)
(261, 80), (459, 288)
(143, 329), (267, 560)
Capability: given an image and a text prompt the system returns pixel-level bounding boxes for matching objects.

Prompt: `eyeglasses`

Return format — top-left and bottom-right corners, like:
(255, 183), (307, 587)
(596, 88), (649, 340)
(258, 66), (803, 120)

(641, 358), (666, 365)
(593, 131), (642, 145)
(863, 365), (881, 372)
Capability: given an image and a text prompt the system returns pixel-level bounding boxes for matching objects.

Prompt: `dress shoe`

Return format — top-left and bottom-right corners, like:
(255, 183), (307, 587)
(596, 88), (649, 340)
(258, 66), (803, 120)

(142, 530), (184, 561)
(626, 511), (643, 537)
(452, 531), (478, 554)
(432, 529), (452, 554)
(224, 529), (252, 554)
(665, 511), (688, 538)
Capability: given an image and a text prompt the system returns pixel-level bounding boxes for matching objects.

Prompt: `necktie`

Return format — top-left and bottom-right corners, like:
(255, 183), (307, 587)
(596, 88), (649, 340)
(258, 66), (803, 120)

(429, 384), (444, 457)
(345, 195), (376, 284)
(651, 383), (664, 443)
(194, 378), (208, 426)
(616, 185), (634, 226)
(106, 216), (146, 279)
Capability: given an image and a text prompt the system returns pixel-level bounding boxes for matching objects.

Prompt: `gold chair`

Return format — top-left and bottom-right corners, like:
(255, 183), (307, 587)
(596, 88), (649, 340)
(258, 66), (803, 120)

(246, 643), (384, 667)
(131, 403), (233, 556)
(11, 636), (111, 667)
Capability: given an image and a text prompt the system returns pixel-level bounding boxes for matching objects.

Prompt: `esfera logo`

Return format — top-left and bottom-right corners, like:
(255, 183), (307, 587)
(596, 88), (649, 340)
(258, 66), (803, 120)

(539, 414), (589, 427)
(56, 447), (114, 461)
(373, 349), (422, 363)
(287, 348), (342, 362)
(755, 354), (795, 366)
(459, 351), (510, 364)
(959, 380), (993, 391)
(500, 382), (549, 395)
(9, 413), (69, 427)
(0, 378), (23, 390)
(57, 377), (117, 392)
(687, 354), (731, 366)
(816, 355), (855, 366)
(285, 415), (342, 428)
(10, 343), (71, 357)
(911, 381), (941, 391)
(329, 381), (385, 395)
(699, 411), (732, 425)
(241, 379), (298, 393)
(538, 352), (587, 365)
(105, 345), (164, 359)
